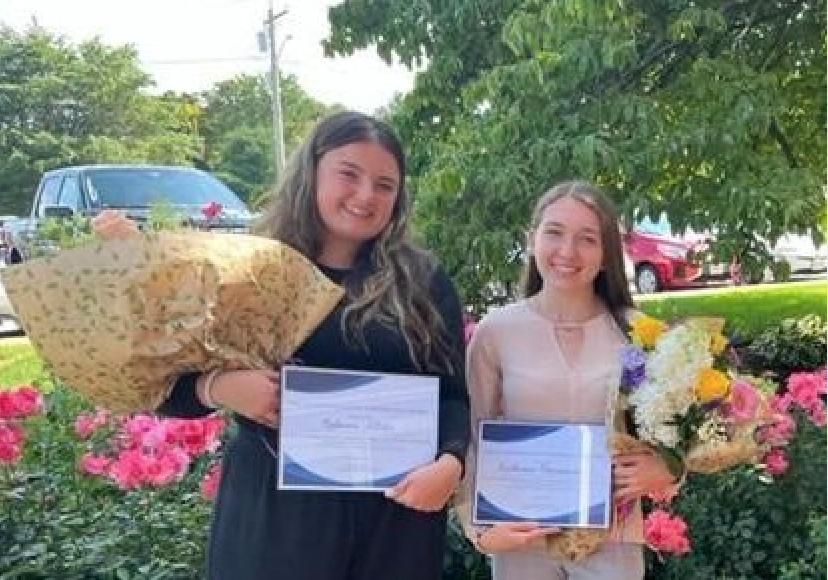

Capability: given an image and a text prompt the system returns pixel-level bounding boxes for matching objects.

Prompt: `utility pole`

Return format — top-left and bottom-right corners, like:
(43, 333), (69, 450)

(264, 2), (288, 180)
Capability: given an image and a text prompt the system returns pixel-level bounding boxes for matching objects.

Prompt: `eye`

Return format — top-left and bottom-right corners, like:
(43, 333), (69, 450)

(375, 181), (397, 194)
(339, 169), (358, 181)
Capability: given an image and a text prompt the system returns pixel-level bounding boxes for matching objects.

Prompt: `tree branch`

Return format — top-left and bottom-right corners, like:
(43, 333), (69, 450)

(768, 119), (798, 168)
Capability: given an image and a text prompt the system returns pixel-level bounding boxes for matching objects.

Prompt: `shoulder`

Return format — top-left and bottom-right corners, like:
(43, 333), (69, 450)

(476, 300), (535, 335)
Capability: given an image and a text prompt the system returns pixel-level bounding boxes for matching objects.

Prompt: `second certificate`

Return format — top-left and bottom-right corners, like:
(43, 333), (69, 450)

(278, 365), (439, 492)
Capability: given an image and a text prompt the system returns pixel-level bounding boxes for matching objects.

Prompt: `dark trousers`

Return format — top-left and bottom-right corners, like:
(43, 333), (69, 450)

(208, 426), (447, 580)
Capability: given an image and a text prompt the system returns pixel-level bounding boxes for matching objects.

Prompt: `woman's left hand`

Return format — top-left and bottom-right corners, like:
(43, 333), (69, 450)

(612, 451), (678, 504)
(385, 454), (463, 512)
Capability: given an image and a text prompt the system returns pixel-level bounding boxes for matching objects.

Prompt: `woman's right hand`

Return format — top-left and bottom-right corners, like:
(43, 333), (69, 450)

(91, 210), (140, 239)
(475, 522), (559, 554)
(197, 369), (280, 427)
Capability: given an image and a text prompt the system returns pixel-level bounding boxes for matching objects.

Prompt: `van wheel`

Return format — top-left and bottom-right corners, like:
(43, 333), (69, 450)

(635, 264), (661, 294)
(9, 248), (22, 264)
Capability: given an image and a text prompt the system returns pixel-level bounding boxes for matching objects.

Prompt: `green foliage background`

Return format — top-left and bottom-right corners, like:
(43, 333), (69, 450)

(326, 0), (827, 312)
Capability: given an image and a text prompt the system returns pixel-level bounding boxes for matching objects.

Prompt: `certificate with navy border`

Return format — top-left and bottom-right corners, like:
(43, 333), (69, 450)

(277, 365), (440, 492)
(472, 420), (611, 528)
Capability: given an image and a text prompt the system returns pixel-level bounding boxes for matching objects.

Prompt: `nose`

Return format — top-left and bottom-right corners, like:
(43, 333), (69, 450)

(557, 235), (577, 257)
(353, 177), (375, 201)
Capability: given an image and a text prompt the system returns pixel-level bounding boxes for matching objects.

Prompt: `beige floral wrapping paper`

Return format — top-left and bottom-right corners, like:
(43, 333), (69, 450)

(0, 232), (344, 413)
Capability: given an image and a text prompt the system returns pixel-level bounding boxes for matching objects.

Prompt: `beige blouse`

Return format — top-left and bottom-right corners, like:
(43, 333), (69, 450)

(456, 299), (644, 546)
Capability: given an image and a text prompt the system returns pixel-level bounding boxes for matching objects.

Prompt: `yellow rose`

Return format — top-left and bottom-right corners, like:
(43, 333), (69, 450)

(693, 368), (730, 403)
(709, 333), (728, 356)
(630, 315), (668, 349)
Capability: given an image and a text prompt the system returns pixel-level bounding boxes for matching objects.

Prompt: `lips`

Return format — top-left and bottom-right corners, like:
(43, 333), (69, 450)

(343, 205), (372, 219)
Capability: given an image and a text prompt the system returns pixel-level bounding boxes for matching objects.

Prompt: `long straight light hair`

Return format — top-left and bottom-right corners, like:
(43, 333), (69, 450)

(255, 111), (458, 375)
(518, 180), (634, 332)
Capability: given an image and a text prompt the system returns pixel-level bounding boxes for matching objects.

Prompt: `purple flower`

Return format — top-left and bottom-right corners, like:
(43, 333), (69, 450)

(620, 345), (647, 392)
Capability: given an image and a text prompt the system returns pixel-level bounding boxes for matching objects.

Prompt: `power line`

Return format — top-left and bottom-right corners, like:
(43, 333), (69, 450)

(142, 56), (267, 65)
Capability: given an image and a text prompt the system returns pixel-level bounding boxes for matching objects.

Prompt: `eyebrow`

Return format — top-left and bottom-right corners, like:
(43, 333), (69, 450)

(338, 160), (399, 188)
(541, 219), (600, 235)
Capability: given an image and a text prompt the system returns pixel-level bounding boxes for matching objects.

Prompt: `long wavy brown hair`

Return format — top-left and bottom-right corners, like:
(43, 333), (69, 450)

(256, 111), (458, 375)
(518, 181), (634, 332)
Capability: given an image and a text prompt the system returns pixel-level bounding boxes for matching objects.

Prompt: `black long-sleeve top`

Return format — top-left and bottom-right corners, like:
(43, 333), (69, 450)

(157, 262), (471, 471)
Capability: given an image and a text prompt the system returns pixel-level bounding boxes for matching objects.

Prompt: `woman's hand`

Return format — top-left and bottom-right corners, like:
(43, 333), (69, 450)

(385, 453), (463, 512)
(91, 210), (140, 239)
(612, 451), (678, 503)
(474, 522), (559, 554)
(197, 369), (280, 427)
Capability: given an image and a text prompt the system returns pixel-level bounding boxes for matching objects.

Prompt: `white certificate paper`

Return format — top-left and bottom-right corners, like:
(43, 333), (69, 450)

(473, 420), (611, 528)
(277, 366), (440, 492)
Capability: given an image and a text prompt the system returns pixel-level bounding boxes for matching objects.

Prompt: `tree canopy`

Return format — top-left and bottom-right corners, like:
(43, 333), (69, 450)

(0, 27), (332, 214)
(327, 0), (827, 310)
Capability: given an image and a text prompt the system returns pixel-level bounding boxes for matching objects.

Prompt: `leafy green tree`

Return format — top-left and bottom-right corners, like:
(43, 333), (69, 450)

(326, 0), (826, 311)
(0, 26), (199, 215)
(199, 73), (333, 200)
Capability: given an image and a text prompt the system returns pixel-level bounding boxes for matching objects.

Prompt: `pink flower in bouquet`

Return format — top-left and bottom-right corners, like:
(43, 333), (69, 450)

(756, 412), (796, 446)
(644, 509), (691, 555)
(769, 393), (792, 413)
(0, 385), (44, 419)
(722, 379), (760, 422)
(201, 201), (223, 220)
(762, 448), (789, 476)
(200, 461), (222, 500)
(0, 421), (24, 464)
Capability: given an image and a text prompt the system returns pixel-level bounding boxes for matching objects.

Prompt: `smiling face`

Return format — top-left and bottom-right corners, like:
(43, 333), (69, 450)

(314, 141), (401, 266)
(528, 195), (604, 295)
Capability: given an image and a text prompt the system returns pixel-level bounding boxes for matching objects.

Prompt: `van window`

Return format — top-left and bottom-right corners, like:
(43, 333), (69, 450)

(58, 175), (84, 211)
(36, 176), (62, 218)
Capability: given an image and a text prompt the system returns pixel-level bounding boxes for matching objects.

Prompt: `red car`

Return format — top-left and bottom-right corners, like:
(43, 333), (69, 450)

(622, 218), (708, 293)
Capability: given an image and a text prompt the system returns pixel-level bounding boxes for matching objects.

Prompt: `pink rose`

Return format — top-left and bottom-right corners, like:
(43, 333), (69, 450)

(0, 386), (44, 419)
(723, 379), (760, 422)
(762, 448), (789, 476)
(644, 509), (691, 554)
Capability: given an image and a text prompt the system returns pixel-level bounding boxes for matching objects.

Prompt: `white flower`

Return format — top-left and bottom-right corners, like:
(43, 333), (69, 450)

(628, 325), (714, 447)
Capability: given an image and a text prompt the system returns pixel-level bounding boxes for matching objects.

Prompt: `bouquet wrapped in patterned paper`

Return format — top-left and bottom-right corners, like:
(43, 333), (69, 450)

(0, 231), (343, 413)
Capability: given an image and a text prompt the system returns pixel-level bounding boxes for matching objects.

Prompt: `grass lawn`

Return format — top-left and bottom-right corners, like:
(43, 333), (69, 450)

(636, 280), (826, 338)
(0, 338), (44, 388)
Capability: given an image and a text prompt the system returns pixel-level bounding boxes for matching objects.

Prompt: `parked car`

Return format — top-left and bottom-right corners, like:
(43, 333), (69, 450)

(770, 233), (827, 274)
(622, 216), (727, 294)
(3, 164), (256, 264)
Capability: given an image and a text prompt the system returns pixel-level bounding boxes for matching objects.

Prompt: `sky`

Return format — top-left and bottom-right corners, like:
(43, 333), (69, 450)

(0, 0), (415, 113)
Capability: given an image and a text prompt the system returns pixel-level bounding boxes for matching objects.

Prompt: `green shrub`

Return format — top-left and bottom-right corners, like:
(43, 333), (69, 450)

(647, 415), (826, 580)
(1, 385), (212, 579)
(743, 314), (827, 381)
(648, 316), (827, 580)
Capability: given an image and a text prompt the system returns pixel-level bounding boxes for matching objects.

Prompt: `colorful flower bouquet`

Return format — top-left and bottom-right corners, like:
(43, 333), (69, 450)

(546, 313), (814, 562)
(617, 314), (826, 557)
(618, 314), (775, 478)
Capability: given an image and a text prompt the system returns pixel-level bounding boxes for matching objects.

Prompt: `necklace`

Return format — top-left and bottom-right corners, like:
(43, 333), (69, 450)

(530, 295), (602, 328)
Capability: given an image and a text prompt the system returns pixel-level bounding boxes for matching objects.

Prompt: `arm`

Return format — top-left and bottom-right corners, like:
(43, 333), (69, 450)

(385, 267), (469, 511)
(431, 267), (471, 471)
(455, 314), (557, 553)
